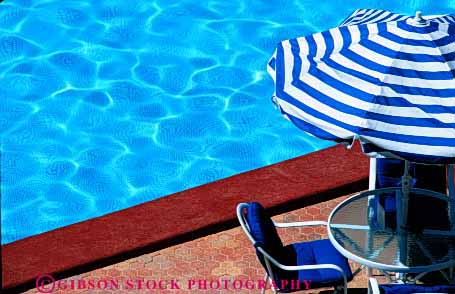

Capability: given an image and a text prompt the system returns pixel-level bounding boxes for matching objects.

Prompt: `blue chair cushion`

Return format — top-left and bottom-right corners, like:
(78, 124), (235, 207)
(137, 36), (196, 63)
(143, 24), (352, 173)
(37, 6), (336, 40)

(377, 158), (405, 188)
(245, 202), (284, 276)
(374, 159), (404, 228)
(275, 239), (353, 292)
(246, 202), (283, 252)
(380, 284), (455, 294)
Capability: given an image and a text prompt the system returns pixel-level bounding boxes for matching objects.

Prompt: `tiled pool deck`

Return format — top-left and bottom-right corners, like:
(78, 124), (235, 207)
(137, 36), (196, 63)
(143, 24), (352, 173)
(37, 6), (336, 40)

(3, 144), (370, 293)
(23, 195), (374, 294)
(5, 144), (453, 293)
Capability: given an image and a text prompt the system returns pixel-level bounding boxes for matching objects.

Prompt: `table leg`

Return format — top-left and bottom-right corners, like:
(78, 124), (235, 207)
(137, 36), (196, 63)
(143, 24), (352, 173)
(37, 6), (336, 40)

(367, 267), (373, 294)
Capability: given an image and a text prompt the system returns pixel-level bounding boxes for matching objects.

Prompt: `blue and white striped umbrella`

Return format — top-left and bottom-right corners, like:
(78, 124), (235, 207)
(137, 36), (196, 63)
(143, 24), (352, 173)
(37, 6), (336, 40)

(340, 9), (455, 26)
(268, 10), (455, 164)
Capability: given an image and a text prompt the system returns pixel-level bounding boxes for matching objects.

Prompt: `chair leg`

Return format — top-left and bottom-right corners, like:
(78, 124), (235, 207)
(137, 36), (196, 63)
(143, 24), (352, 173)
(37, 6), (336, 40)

(260, 268), (277, 294)
(334, 285), (346, 294)
(261, 272), (268, 294)
(333, 285), (348, 294)
(270, 276), (278, 294)
(367, 267), (372, 294)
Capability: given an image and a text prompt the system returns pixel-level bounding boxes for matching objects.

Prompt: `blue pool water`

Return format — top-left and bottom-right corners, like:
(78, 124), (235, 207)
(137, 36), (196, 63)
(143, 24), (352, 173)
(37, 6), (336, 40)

(1, 0), (453, 244)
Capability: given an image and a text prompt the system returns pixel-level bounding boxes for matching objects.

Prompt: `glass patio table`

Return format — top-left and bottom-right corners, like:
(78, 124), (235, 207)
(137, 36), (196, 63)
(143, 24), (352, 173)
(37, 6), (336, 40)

(327, 188), (455, 274)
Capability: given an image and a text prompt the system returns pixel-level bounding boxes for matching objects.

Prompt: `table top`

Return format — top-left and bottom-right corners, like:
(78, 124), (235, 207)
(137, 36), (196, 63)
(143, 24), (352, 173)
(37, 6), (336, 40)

(327, 188), (455, 272)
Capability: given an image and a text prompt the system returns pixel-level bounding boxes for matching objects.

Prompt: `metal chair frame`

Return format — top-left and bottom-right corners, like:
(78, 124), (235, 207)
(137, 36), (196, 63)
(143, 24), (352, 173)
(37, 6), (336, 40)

(237, 203), (350, 294)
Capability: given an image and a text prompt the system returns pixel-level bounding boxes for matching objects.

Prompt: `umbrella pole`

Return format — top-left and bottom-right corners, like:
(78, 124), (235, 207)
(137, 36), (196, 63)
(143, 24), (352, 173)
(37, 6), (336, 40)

(396, 160), (412, 272)
(400, 160), (412, 229)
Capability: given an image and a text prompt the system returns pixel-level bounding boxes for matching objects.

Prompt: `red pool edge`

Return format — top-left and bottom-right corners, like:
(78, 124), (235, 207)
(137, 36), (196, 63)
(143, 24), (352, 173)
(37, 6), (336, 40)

(1, 144), (369, 293)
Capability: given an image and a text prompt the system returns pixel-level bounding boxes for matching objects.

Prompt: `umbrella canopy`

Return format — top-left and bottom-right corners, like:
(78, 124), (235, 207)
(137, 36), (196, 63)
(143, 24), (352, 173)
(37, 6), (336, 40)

(268, 10), (455, 164)
(340, 9), (455, 26)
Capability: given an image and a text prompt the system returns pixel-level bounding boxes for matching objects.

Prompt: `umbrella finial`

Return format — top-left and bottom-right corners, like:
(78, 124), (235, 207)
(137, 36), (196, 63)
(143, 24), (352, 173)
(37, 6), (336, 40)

(414, 11), (425, 23)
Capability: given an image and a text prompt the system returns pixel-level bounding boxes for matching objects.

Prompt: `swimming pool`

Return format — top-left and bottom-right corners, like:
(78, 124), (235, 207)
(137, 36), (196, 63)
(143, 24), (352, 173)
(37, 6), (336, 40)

(1, 0), (452, 244)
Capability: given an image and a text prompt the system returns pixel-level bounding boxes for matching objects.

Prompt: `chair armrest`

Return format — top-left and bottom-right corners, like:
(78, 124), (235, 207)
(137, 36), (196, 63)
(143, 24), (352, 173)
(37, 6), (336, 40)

(369, 278), (381, 294)
(257, 247), (349, 294)
(273, 221), (327, 228)
(256, 246), (347, 281)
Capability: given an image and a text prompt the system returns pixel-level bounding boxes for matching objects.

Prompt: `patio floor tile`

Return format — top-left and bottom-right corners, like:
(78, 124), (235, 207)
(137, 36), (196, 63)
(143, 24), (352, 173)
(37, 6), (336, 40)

(23, 195), (372, 294)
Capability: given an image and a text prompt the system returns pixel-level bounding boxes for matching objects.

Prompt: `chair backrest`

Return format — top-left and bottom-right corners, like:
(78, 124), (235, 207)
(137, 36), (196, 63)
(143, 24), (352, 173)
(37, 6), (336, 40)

(371, 158), (451, 193)
(370, 158), (403, 229)
(236, 202), (284, 280)
(237, 202), (283, 252)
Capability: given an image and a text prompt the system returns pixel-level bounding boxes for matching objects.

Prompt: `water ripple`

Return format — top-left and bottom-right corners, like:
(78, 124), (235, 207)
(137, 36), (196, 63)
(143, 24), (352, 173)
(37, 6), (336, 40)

(1, 0), (447, 244)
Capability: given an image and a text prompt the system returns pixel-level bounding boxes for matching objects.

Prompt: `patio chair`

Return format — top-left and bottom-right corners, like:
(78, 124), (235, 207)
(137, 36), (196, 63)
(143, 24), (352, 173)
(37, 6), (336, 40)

(369, 158), (453, 231)
(236, 202), (354, 294)
(367, 159), (455, 284)
(369, 277), (455, 294)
